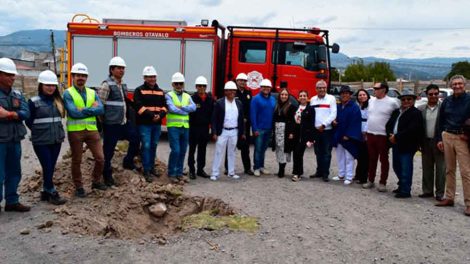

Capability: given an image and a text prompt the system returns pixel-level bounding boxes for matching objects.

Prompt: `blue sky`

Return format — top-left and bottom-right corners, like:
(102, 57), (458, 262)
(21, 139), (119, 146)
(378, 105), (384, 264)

(1, 0), (470, 59)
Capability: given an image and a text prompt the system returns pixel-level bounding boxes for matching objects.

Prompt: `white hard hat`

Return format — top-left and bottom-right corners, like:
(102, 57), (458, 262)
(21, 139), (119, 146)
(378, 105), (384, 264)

(71, 63), (89, 75)
(195, 76), (208, 86)
(142, 66), (157, 76)
(109, 56), (126, 67)
(171, 72), (185, 83)
(260, 79), (272, 88)
(224, 81), (237, 90)
(236, 73), (248, 81)
(38, 70), (58, 85)
(0, 57), (18, 75)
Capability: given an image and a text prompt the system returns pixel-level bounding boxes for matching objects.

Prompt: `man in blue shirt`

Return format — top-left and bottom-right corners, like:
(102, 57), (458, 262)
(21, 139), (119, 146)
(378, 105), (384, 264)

(250, 79), (276, 176)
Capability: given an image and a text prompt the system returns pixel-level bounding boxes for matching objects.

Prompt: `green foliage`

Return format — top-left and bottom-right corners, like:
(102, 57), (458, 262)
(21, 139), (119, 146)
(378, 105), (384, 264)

(445, 61), (470, 80)
(330, 68), (340, 82)
(342, 61), (395, 82)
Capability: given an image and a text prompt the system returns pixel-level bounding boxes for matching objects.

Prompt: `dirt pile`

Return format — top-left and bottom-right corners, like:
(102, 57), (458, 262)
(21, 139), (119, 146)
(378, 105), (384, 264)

(19, 147), (242, 240)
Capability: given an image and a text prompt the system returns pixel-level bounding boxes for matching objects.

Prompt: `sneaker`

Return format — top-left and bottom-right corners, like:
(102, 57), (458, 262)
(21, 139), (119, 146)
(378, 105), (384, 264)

(332, 176), (344, 181)
(40, 191), (50, 201)
(244, 170), (255, 176)
(362, 182), (375, 189)
(344, 180), (352, 185)
(75, 187), (87, 198)
(254, 170), (261, 177)
(48, 191), (67, 205)
(210, 176), (218, 181)
(150, 168), (161, 177)
(104, 177), (116, 187)
(189, 172), (196, 180)
(91, 182), (108, 191)
(377, 184), (387, 192)
(260, 168), (270, 175)
(143, 172), (153, 183)
(292, 175), (301, 182)
(228, 174), (240, 179)
(4, 203), (31, 212)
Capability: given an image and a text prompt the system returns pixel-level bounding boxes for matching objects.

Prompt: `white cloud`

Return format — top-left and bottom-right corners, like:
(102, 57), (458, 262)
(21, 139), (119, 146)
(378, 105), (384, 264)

(2, 0), (470, 58)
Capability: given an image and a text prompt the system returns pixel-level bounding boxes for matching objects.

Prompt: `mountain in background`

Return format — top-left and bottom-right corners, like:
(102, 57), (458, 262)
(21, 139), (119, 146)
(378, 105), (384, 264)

(1, 29), (469, 80)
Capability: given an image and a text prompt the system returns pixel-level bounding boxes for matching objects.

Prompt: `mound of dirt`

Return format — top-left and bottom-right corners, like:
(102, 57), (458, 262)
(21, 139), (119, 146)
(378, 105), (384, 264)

(19, 147), (239, 240)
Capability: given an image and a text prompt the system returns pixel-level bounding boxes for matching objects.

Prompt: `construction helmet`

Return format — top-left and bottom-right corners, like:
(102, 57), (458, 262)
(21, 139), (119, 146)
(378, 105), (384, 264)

(224, 81), (237, 90)
(0, 57), (18, 75)
(260, 79), (272, 88)
(71, 63), (89, 75)
(236, 73), (248, 81)
(109, 56), (126, 67)
(38, 70), (58, 85)
(171, 72), (185, 83)
(142, 66), (157, 76)
(195, 76), (208, 86)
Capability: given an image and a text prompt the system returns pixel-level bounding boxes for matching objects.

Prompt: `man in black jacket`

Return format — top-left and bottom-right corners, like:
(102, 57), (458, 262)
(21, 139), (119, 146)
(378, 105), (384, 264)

(386, 89), (423, 198)
(188, 76), (213, 179)
(210, 81), (245, 181)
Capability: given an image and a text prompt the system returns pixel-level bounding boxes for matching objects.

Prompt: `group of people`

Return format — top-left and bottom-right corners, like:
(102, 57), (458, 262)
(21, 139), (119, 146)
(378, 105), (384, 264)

(0, 55), (469, 217)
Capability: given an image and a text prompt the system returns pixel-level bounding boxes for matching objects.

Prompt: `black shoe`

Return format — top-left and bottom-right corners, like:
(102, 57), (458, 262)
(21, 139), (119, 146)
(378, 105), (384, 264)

(322, 177), (330, 182)
(244, 170), (255, 176)
(75, 188), (86, 198)
(123, 163), (142, 172)
(189, 172), (196, 180)
(4, 203), (31, 212)
(224, 170), (228, 175)
(197, 171), (210, 178)
(418, 193), (434, 198)
(40, 191), (49, 201)
(310, 172), (322, 178)
(91, 182), (108, 191)
(435, 195), (444, 201)
(48, 191), (67, 205)
(392, 188), (399, 194)
(150, 168), (161, 177)
(395, 193), (411, 198)
(104, 177), (116, 187)
(143, 172), (153, 183)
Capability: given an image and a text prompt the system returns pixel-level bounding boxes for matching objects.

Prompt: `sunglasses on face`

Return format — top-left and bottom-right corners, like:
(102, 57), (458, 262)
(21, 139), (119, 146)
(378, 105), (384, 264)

(174, 82), (184, 86)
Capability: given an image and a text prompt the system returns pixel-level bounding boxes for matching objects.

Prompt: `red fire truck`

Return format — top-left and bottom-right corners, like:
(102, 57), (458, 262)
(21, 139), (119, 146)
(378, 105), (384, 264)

(67, 14), (339, 98)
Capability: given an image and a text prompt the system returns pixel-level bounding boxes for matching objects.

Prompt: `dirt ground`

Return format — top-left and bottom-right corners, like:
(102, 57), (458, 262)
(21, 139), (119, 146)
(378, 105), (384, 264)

(1, 137), (470, 264)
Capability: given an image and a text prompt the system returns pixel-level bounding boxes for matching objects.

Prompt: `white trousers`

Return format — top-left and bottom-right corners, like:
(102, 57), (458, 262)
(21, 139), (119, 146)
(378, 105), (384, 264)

(336, 143), (355, 180)
(211, 129), (238, 177)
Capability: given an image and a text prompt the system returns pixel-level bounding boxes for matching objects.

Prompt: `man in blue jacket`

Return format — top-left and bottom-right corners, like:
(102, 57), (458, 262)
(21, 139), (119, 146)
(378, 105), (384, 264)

(250, 79), (276, 176)
(0, 58), (31, 212)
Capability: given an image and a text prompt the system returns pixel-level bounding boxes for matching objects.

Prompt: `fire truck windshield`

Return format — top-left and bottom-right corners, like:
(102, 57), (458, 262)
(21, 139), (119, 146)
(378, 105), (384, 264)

(273, 42), (325, 71)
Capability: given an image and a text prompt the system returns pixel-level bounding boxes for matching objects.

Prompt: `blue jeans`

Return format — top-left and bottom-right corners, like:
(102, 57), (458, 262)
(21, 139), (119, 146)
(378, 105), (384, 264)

(0, 142), (22, 205)
(167, 127), (189, 177)
(313, 129), (333, 177)
(253, 129), (272, 170)
(33, 143), (62, 193)
(392, 146), (415, 195)
(138, 124), (161, 173)
(102, 122), (140, 179)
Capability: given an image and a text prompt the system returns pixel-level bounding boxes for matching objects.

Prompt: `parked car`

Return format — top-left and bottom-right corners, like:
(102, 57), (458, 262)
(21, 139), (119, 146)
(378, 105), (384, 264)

(366, 87), (401, 105)
(415, 88), (453, 108)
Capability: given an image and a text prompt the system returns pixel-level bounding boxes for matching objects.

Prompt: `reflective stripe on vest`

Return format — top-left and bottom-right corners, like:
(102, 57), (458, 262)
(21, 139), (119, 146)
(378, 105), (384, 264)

(105, 101), (125, 106)
(33, 117), (62, 124)
(166, 91), (190, 128)
(66, 86), (98, 132)
(102, 77), (127, 125)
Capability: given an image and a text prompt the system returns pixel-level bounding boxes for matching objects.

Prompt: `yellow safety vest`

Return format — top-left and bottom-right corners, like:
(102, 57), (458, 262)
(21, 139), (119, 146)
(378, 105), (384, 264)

(66, 86), (98, 132)
(166, 91), (190, 128)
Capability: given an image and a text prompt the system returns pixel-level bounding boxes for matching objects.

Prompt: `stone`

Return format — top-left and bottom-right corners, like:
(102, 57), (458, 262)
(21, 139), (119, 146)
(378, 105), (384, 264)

(20, 229), (30, 235)
(149, 202), (167, 217)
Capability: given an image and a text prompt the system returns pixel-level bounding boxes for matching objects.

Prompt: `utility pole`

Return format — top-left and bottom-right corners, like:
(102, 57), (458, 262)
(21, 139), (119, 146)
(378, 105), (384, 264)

(50, 30), (57, 74)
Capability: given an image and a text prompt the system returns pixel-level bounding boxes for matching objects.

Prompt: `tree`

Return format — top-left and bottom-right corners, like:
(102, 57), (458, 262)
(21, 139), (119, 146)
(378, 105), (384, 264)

(368, 62), (396, 82)
(330, 68), (340, 82)
(445, 61), (470, 80)
(342, 60), (369, 82)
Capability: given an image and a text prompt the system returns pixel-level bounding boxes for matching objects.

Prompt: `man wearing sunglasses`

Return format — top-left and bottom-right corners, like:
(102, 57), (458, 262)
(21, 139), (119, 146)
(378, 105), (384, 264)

(165, 72), (196, 183)
(386, 89), (423, 198)
(435, 75), (470, 216)
(417, 84), (445, 201)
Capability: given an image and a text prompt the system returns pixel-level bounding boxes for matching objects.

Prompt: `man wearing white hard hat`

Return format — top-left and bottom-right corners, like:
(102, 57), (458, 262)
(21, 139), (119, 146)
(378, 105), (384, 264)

(165, 72), (196, 183)
(133, 66), (167, 182)
(63, 63), (105, 197)
(0, 57), (31, 212)
(188, 76), (214, 179)
(250, 78), (276, 176)
(98, 56), (140, 186)
(210, 81), (245, 181)
(25, 70), (66, 205)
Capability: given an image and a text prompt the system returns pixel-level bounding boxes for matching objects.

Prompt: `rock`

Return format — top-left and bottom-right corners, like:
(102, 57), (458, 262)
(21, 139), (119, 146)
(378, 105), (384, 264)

(149, 203), (167, 217)
(61, 230), (69, 235)
(20, 229), (30, 235)
(37, 220), (54, 229)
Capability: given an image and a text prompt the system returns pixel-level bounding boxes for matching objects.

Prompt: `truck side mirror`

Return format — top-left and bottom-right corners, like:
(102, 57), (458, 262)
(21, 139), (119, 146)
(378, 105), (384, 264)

(331, 43), (340, 54)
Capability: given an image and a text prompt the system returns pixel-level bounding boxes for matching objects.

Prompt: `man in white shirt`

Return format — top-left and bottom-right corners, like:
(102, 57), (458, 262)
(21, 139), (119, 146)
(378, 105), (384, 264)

(363, 82), (400, 191)
(210, 81), (245, 181)
(310, 80), (337, 182)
